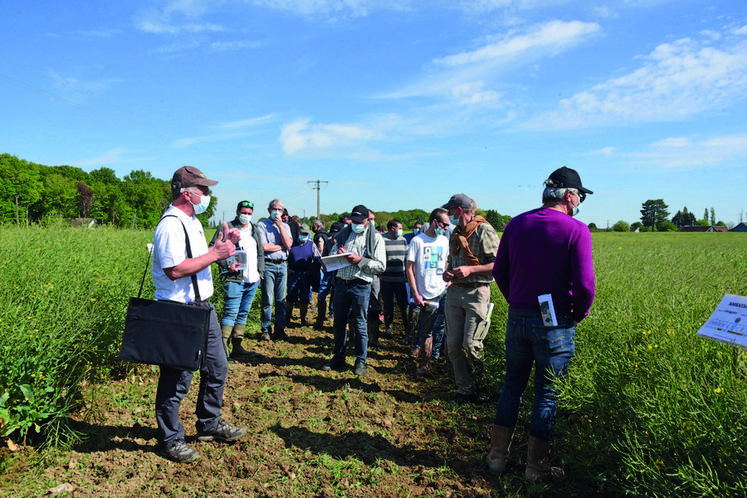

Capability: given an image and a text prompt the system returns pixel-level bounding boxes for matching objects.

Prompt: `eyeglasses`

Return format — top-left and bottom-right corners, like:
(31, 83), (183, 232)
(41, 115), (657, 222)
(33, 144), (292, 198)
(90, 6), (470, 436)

(574, 190), (586, 203)
(436, 219), (450, 229)
(240, 201), (254, 208)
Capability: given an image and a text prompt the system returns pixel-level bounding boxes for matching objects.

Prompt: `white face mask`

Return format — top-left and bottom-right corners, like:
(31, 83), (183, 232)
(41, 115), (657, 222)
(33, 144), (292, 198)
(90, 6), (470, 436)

(396, 229), (403, 238)
(351, 223), (365, 234)
(238, 213), (252, 225)
(189, 193), (210, 215)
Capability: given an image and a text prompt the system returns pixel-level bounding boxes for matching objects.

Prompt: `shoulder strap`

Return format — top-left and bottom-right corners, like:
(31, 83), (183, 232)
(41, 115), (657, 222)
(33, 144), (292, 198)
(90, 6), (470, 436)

(138, 214), (201, 301)
(450, 216), (488, 266)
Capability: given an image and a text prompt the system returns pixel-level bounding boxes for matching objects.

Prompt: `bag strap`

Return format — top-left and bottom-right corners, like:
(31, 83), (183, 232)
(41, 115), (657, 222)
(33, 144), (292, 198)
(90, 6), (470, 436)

(137, 214), (201, 302)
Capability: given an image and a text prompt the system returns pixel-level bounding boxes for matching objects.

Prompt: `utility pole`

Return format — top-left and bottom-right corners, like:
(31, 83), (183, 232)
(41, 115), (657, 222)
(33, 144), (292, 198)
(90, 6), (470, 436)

(307, 179), (328, 219)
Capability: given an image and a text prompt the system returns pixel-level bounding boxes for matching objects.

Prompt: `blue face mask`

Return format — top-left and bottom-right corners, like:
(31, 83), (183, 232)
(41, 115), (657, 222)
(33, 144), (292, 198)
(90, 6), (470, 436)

(572, 204), (581, 217)
(351, 223), (365, 234)
(299, 235), (309, 243)
(413, 228), (419, 236)
(435, 227), (445, 236)
(270, 209), (281, 220)
(190, 194), (211, 215)
(449, 215), (459, 226)
(396, 229), (403, 238)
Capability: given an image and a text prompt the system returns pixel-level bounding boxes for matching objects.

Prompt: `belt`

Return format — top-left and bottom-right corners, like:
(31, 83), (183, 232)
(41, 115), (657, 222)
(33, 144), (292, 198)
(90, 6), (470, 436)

(451, 281), (489, 289)
(264, 259), (286, 264)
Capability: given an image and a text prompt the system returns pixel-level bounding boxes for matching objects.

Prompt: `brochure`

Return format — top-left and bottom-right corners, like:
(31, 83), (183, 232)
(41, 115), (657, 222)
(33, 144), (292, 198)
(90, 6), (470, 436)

(538, 293), (558, 327)
(697, 294), (747, 349)
(320, 252), (353, 272)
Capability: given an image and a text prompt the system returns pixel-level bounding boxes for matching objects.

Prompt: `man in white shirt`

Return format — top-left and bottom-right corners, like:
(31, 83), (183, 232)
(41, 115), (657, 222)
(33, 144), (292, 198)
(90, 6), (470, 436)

(152, 166), (247, 463)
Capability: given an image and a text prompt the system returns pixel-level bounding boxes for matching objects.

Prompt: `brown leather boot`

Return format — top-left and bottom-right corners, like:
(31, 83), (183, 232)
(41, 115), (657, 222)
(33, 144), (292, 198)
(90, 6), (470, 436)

(486, 425), (514, 475)
(525, 436), (564, 482)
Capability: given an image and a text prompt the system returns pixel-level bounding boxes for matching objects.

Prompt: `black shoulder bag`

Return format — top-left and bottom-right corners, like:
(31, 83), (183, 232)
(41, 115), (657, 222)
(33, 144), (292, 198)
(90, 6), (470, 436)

(120, 215), (211, 371)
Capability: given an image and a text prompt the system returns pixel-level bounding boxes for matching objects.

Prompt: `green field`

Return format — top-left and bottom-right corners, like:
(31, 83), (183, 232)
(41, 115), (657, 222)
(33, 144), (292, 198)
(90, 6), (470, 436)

(1, 224), (746, 495)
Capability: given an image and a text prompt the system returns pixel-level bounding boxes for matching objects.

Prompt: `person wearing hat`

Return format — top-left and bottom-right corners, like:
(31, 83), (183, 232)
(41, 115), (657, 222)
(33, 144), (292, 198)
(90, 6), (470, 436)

(256, 199), (293, 341)
(487, 166), (595, 482)
(210, 200), (265, 360)
(322, 204), (386, 376)
(151, 166), (247, 463)
(286, 223), (315, 328)
(441, 193), (501, 405)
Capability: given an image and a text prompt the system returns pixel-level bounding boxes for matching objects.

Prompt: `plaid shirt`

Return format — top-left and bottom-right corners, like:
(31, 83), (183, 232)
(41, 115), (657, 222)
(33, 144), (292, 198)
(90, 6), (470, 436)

(448, 222), (500, 284)
(331, 227), (386, 283)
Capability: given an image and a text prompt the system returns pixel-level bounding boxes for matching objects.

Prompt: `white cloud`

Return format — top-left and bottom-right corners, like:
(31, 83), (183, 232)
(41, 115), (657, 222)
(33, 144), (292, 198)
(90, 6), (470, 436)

(451, 82), (502, 106)
(71, 148), (130, 167)
(209, 40), (265, 52)
(218, 114), (276, 130)
(435, 20), (601, 67)
(279, 119), (382, 155)
(527, 34), (747, 130)
(627, 134), (747, 169)
(249, 0), (379, 19)
(134, 1), (224, 34)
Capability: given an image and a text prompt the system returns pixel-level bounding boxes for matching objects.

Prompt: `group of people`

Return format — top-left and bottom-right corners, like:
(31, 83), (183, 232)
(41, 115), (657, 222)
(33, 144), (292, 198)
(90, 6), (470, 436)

(149, 164), (596, 484)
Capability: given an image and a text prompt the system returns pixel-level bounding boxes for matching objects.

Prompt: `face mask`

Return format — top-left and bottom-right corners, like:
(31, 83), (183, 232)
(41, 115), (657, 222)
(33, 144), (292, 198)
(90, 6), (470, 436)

(449, 215), (459, 226)
(190, 193), (210, 215)
(238, 214), (252, 225)
(396, 229), (403, 238)
(270, 209), (281, 220)
(299, 235), (309, 243)
(435, 227), (445, 236)
(413, 228), (419, 236)
(572, 204), (581, 217)
(351, 223), (365, 234)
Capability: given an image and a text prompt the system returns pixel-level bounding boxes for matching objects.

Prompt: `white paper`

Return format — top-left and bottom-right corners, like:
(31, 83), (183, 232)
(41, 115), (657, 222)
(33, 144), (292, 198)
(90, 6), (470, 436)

(409, 298), (439, 308)
(538, 293), (558, 327)
(320, 253), (353, 272)
(697, 294), (747, 349)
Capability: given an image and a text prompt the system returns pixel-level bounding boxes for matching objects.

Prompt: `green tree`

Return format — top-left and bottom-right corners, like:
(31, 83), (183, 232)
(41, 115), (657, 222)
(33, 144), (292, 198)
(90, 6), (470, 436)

(640, 199), (670, 231)
(612, 220), (630, 232)
(672, 207), (696, 228)
(121, 170), (171, 228)
(709, 207), (716, 226)
(0, 154), (43, 224)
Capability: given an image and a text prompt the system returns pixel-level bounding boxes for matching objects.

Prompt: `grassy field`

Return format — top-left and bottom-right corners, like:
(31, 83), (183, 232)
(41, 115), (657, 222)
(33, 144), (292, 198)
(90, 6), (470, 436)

(0, 224), (746, 496)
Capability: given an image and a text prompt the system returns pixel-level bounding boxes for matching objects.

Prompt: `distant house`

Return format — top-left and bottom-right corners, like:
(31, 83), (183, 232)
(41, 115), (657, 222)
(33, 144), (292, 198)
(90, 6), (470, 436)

(677, 225), (728, 233)
(731, 222), (747, 233)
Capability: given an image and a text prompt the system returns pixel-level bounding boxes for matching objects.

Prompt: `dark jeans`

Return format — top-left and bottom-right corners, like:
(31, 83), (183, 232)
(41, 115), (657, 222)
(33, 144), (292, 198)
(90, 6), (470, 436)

(260, 261), (287, 334)
(331, 277), (371, 365)
(493, 309), (576, 441)
(287, 270), (312, 304)
(155, 302), (227, 444)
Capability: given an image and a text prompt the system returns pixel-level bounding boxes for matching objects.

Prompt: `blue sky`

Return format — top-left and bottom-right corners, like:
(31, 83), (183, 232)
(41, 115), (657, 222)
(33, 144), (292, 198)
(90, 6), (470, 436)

(2, 0), (746, 228)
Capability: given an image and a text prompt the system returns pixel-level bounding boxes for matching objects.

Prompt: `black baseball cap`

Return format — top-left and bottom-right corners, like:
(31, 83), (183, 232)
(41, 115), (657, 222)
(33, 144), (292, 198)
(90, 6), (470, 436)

(350, 204), (370, 223)
(546, 167), (593, 195)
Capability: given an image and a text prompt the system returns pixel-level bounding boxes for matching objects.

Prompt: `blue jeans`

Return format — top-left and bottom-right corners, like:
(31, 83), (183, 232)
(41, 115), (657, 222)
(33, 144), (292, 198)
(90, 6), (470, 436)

(331, 277), (371, 365)
(155, 302), (227, 444)
(417, 294), (446, 358)
(493, 309), (576, 441)
(221, 280), (259, 328)
(260, 261), (287, 334)
(287, 271), (312, 304)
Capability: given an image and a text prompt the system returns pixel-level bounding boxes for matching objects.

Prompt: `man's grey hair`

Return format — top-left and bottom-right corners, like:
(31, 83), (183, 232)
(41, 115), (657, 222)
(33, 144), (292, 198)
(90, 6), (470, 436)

(542, 187), (577, 204)
(313, 219), (324, 229)
(268, 198), (283, 210)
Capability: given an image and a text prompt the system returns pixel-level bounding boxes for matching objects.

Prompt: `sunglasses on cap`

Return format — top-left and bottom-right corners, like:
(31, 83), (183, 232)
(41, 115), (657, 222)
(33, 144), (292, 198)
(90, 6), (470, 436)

(240, 201), (254, 208)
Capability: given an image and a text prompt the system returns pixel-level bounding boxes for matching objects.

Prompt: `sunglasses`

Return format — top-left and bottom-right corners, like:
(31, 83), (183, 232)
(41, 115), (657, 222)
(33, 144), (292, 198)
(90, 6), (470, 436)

(240, 201), (254, 208)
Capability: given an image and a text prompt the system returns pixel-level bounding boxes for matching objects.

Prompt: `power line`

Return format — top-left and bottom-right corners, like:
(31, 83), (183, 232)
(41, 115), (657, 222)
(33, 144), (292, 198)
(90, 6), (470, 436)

(307, 179), (328, 219)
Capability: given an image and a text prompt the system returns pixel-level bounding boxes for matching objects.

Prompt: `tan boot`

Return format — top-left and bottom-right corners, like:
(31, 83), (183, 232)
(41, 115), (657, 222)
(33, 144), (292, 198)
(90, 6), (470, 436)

(486, 425), (514, 475)
(230, 324), (252, 357)
(416, 337), (433, 376)
(220, 324), (233, 356)
(525, 436), (564, 482)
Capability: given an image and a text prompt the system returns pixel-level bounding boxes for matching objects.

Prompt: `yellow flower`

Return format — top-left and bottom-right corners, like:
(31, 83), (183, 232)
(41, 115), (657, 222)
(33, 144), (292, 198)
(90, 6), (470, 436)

(714, 387), (724, 394)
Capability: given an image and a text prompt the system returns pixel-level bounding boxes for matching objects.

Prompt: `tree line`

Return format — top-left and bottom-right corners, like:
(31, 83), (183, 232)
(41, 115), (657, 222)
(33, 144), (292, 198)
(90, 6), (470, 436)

(600, 199), (732, 232)
(1, 153), (512, 231)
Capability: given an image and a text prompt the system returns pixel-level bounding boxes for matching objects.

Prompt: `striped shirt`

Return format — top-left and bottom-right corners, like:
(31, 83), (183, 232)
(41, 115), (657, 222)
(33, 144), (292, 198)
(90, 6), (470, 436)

(447, 221), (501, 284)
(382, 234), (408, 283)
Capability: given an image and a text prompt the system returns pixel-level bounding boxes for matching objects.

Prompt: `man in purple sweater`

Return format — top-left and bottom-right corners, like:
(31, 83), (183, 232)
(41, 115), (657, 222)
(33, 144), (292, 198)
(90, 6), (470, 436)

(488, 166), (595, 482)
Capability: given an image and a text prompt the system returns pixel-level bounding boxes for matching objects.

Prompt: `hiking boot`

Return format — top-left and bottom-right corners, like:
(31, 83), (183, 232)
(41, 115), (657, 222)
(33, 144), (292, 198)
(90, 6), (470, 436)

(353, 361), (367, 376)
(451, 392), (473, 406)
(162, 439), (200, 463)
(322, 358), (345, 372)
(197, 419), (247, 443)
(260, 330), (272, 342)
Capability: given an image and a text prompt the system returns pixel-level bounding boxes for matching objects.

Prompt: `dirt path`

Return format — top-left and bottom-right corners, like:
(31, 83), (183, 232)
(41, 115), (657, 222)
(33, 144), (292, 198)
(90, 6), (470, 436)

(4, 318), (565, 497)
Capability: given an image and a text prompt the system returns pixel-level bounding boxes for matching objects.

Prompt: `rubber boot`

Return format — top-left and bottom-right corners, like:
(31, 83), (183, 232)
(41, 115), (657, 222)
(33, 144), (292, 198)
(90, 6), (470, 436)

(300, 304), (309, 327)
(286, 302), (295, 328)
(314, 301), (327, 330)
(525, 436), (564, 482)
(486, 425), (515, 475)
(230, 324), (252, 357)
(416, 336), (433, 376)
(220, 324), (234, 362)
